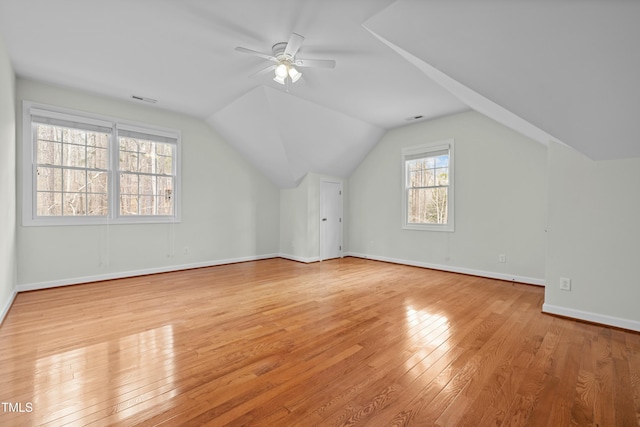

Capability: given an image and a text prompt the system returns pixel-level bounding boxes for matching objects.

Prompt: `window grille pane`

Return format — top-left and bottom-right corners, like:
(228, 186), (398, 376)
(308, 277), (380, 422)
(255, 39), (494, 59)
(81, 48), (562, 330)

(138, 196), (155, 215)
(37, 140), (62, 165)
(156, 153), (173, 175)
(63, 193), (86, 216)
(62, 143), (87, 168)
(37, 167), (62, 192)
(156, 143), (173, 156)
(435, 155), (449, 168)
(435, 167), (449, 185)
(87, 171), (108, 194)
(87, 132), (109, 149)
(120, 137), (138, 154)
(157, 177), (172, 195)
(87, 194), (108, 216)
(139, 144), (154, 173)
(139, 175), (155, 196)
(119, 146), (139, 173)
(37, 192), (62, 216)
(120, 195), (139, 215)
(36, 124), (62, 142)
(62, 169), (87, 193)
(408, 161), (435, 187)
(65, 128), (86, 144)
(87, 147), (108, 169)
(120, 173), (139, 195)
(157, 195), (173, 215)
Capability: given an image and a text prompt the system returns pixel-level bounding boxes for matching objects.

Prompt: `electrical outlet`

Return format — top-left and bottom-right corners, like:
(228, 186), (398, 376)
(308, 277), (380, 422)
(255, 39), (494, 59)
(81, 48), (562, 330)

(498, 254), (506, 263)
(183, 246), (190, 255)
(559, 277), (571, 291)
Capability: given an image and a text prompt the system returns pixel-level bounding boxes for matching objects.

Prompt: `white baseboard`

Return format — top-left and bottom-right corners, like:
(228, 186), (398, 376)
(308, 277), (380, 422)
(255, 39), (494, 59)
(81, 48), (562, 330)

(542, 303), (640, 332)
(345, 252), (545, 286)
(17, 253), (280, 292)
(0, 289), (17, 325)
(277, 253), (320, 263)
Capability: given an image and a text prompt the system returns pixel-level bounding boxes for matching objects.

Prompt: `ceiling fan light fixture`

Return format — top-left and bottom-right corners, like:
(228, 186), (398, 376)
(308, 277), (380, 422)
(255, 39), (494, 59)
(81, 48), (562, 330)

(274, 63), (289, 85)
(275, 63), (288, 78)
(288, 66), (302, 83)
(236, 33), (335, 86)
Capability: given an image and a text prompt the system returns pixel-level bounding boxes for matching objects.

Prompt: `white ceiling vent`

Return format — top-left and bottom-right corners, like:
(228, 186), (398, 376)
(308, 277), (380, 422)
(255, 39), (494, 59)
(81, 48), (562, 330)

(131, 95), (157, 104)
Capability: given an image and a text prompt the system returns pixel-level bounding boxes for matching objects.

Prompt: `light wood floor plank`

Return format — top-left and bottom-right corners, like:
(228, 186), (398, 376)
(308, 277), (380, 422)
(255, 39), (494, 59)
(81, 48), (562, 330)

(0, 257), (638, 426)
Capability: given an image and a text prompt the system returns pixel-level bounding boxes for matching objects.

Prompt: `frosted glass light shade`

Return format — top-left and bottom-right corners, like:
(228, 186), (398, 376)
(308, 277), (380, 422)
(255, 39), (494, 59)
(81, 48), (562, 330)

(288, 66), (302, 83)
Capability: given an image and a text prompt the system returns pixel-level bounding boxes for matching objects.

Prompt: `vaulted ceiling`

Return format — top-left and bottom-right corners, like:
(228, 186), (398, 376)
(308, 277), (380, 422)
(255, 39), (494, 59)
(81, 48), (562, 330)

(1, 1), (638, 187)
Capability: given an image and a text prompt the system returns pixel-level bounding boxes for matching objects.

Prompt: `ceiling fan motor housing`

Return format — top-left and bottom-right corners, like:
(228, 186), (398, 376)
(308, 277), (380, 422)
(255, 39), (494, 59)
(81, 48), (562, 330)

(272, 42), (293, 63)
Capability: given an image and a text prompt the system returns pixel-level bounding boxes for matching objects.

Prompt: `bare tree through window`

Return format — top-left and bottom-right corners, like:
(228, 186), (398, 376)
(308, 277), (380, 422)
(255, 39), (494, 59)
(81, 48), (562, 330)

(35, 124), (109, 217)
(119, 137), (174, 216)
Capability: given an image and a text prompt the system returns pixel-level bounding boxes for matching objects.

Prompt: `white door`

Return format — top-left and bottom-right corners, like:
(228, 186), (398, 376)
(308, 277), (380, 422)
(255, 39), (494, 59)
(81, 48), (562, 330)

(320, 181), (343, 260)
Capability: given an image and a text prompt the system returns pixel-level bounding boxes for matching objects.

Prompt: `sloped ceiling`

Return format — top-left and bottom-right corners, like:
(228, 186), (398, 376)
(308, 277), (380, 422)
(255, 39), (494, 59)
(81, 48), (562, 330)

(208, 86), (383, 188)
(0, 0), (638, 189)
(366, 0), (640, 161)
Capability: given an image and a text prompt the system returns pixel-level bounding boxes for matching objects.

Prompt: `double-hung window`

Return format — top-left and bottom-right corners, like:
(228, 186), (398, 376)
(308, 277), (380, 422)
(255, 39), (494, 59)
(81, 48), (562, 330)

(23, 102), (180, 225)
(402, 139), (454, 231)
(117, 126), (177, 217)
(31, 110), (111, 218)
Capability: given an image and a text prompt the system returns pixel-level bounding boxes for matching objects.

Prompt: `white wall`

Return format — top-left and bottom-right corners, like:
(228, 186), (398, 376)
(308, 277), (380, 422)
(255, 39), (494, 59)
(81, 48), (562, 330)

(16, 79), (280, 289)
(280, 174), (312, 262)
(544, 141), (640, 331)
(348, 111), (547, 284)
(0, 35), (16, 321)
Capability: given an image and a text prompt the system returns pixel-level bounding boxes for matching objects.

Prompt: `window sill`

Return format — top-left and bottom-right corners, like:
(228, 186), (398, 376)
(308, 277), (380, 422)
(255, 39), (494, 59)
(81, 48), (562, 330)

(23, 216), (181, 227)
(402, 223), (454, 232)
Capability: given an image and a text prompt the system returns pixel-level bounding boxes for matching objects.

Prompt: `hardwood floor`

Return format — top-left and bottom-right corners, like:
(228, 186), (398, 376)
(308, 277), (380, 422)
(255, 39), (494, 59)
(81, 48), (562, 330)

(1, 257), (639, 426)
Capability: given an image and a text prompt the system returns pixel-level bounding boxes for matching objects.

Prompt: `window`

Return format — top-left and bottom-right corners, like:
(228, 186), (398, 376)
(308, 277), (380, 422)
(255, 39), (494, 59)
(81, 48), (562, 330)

(402, 140), (454, 231)
(118, 127), (176, 216)
(33, 116), (111, 217)
(23, 102), (180, 225)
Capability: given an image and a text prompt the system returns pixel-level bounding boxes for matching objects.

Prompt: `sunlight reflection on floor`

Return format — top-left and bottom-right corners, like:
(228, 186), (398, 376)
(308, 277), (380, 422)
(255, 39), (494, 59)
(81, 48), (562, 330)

(33, 324), (176, 424)
(404, 305), (451, 380)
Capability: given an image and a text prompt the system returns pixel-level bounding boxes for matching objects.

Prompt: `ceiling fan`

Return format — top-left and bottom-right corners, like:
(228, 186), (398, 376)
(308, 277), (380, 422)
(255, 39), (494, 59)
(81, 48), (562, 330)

(235, 33), (336, 85)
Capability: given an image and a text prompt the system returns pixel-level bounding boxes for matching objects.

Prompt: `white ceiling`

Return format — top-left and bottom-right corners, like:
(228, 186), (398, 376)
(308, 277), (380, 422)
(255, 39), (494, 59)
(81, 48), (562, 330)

(1, 0), (638, 187)
(366, 0), (640, 161)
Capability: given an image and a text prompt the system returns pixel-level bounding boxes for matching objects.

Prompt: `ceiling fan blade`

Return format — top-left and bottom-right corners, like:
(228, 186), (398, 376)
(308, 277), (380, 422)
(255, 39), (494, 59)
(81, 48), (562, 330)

(294, 58), (336, 69)
(234, 46), (276, 62)
(284, 33), (304, 57)
(249, 65), (276, 78)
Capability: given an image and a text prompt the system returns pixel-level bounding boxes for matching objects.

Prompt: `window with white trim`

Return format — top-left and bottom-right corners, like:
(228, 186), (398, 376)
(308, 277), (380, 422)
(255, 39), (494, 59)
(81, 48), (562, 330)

(23, 102), (180, 225)
(117, 127), (176, 216)
(402, 140), (454, 231)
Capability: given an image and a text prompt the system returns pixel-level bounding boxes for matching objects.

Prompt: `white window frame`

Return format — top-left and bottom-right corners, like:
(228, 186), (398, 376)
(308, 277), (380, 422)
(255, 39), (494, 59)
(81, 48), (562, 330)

(22, 101), (181, 226)
(402, 139), (454, 232)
